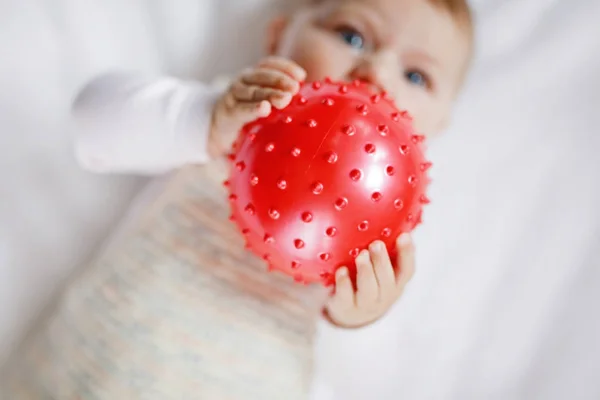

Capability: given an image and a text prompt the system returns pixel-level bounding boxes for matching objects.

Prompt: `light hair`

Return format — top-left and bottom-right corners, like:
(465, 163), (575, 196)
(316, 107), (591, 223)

(429, 0), (473, 36)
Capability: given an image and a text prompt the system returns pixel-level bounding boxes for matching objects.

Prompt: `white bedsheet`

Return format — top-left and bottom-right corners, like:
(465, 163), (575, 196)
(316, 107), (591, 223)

(1, 0), (599, 398)
(312, 1), (600, 399)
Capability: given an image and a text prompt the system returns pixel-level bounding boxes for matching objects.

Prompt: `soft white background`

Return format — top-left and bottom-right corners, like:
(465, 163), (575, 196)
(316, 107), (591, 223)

(1, 0), (599, 399)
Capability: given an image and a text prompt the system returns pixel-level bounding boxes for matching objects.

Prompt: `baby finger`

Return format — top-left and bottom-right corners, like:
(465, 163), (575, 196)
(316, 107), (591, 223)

(241, 67), (300, 92)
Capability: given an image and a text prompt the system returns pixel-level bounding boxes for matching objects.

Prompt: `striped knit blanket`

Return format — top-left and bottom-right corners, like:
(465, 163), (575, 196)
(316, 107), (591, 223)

(1, 161), (325, 400)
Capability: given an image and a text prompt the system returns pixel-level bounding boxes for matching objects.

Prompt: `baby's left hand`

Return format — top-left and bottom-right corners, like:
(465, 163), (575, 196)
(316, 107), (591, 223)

(325, 234), (415, 328)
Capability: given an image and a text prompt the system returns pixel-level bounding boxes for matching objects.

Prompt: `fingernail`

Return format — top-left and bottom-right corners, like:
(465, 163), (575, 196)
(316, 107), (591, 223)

(259, 101), (271, 115)
(357, 250), (370, 262)
(371, 241), (385, 252)
(337, 267), (348, 278)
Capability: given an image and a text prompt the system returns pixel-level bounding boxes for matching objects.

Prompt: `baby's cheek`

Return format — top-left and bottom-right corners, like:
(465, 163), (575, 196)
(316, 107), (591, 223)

(409, 111), (436, 137)
(393, 93), (419, 125)
(392, 90), (437, 136)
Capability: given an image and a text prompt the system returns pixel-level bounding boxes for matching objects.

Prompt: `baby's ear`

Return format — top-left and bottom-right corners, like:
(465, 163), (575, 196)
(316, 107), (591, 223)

(266, 15), (289, 55)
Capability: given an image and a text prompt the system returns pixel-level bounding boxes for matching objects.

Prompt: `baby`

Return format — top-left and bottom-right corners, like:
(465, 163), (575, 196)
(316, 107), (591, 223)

(208, 0), (473, 327)
(1, 0), (472, 398)
(76, 0), (472, 328)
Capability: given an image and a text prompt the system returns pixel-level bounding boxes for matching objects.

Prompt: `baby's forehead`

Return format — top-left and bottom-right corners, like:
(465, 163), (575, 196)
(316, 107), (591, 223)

(332, 1), (470, 58)
(316, 0), (471, 33)
(307, 0), (473, 89)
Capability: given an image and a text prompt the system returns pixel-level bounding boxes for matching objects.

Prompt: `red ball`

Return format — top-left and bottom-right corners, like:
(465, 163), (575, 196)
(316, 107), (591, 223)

(226, 79), (431, 286)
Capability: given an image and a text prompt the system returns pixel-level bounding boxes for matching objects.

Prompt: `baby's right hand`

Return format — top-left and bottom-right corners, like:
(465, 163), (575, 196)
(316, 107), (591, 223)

(209, 57), (307, 157)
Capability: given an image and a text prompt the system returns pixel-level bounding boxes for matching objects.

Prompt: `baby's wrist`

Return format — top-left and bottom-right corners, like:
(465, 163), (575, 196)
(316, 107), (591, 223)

(207, 130), (226, 159)
(207, 103), (230, 159)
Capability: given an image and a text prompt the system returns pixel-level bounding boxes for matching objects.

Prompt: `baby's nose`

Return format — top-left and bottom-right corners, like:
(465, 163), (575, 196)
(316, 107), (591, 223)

(348, 51), (398, 93)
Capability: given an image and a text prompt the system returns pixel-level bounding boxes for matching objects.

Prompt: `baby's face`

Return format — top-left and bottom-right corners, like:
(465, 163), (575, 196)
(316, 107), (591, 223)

(271, 0), (471, 135)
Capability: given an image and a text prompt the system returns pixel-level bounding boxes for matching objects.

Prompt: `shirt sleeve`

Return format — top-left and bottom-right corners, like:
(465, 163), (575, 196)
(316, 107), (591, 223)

(71, 72), (227, 175)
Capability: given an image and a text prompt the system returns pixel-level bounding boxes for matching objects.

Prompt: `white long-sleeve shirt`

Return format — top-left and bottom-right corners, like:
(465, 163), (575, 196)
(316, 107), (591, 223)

(72, 72), (227, 175)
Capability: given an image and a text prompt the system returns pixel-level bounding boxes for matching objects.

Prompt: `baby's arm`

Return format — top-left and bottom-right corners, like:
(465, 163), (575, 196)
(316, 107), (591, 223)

(72, 72), (224, 175)
(73, 58), (307, 175)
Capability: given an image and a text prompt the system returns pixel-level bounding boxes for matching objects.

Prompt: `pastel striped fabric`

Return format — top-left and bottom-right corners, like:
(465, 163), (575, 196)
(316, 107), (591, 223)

(1, 162), (325, 399)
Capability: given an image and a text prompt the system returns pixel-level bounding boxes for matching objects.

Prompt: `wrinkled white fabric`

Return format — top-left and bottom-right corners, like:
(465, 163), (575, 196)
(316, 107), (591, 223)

(312, 1), (600, 399)
(0, 0), (282, 366)
(2, 1), (599, 399)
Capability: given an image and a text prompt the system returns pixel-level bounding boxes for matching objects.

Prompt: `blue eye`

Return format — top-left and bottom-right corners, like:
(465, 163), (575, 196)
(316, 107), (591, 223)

(406, 70), (428, 88)
(338, 28), (365, 50)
